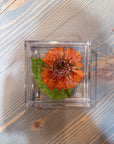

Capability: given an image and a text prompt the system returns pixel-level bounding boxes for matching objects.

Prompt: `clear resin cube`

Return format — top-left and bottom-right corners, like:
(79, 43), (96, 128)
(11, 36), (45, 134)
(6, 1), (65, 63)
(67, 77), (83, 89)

(25, 41), (94, 109)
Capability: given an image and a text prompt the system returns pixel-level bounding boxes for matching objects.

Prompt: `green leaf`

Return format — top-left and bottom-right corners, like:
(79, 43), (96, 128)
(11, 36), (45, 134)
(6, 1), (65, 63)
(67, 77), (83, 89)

(31, 57), (73, 100)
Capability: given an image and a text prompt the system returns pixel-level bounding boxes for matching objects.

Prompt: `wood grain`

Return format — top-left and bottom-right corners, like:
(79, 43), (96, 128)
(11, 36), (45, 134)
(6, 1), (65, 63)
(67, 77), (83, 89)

(0, 0), (114, 144)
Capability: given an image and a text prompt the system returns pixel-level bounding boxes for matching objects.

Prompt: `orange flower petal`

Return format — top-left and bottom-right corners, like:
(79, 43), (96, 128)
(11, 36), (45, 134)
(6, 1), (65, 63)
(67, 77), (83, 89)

(41, 66), (53, 78)
(41, 66), (54, 85)
(41, 57), (53, 68)
(42, 77), (49, 85)
(64, 48), (76, 60)
(69, 52), (82, 64)
(56, 80), (63, 91)
(56, 76), (66, 90)
(49, 47), (64, 60)
(64, 48), (82, 65)
(70, 72), (82, 82)
(42, 47), (64, 67)
(63, 75), (78, 89)
(72, 62), (83, 69)
(68, 80), (78, 88)
(63, 77), (71, 89)
(48, 77), (57, 90)
(64, 78), (78, 89)
(73, 70), (84, 79)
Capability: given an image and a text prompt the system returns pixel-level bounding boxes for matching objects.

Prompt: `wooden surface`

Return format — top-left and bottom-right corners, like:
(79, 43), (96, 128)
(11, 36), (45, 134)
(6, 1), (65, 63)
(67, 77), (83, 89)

(0, 0), (114, 144)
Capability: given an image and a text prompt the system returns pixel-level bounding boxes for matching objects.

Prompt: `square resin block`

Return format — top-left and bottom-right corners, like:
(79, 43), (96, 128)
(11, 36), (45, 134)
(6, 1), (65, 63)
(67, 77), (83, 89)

(25, 41), (94, 109)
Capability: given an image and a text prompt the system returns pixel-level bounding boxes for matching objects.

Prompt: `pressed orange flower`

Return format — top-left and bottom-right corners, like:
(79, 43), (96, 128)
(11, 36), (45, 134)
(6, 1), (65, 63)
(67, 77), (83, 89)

(41, 47), (84, 91)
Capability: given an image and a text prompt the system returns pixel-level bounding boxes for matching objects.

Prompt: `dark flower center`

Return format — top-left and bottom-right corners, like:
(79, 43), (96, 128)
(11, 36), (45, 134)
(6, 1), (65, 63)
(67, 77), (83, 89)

(53, 60), (72, 77)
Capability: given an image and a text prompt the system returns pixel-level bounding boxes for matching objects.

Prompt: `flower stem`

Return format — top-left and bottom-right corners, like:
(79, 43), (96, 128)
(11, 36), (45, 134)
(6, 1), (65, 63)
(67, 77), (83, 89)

(65, 89), (70, 98)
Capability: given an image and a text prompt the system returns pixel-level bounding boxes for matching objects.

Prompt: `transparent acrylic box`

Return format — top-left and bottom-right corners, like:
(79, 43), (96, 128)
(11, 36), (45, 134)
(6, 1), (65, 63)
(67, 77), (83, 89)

(25, 41), (93, 109)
